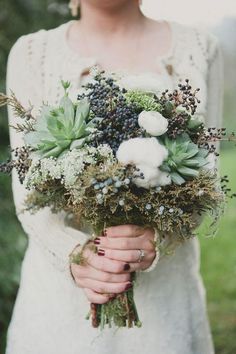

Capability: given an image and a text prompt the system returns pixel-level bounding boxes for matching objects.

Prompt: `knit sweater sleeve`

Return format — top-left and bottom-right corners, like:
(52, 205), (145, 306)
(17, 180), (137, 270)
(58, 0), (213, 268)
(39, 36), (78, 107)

(6, 34), (90, 272)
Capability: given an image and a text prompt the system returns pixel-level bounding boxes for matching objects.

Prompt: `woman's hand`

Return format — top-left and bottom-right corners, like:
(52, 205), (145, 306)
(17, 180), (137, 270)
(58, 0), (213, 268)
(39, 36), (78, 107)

(96, 225), (156, 272)
(70, 225), (156, 304)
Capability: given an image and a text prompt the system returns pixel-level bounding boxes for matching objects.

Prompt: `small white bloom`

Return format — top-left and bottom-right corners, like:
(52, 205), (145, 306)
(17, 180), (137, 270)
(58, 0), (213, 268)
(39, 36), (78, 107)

(116, 137), (168, 169)
(197, 189), (205, 197)
(138, 111), (168, 136)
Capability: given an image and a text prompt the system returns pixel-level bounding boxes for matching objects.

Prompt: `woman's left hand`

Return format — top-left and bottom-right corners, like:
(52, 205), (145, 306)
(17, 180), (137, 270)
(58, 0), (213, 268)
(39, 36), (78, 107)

(93, 225), (157, 272)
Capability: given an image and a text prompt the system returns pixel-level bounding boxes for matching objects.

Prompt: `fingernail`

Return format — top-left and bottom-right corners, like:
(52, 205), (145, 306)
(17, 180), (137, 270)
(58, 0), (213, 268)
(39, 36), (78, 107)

(123, 263), (130, 271)
(125, 282), (133, 291)
(94, 238), (101, 245)
(98, 249), (105, 256)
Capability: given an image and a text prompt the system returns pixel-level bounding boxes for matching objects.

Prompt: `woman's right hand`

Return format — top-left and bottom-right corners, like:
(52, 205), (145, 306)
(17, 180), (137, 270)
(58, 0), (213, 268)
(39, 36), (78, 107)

(70, 241), (132, 304)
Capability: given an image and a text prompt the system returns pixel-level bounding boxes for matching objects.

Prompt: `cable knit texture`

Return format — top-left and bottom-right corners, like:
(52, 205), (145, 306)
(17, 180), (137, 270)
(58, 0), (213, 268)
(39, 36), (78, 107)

(6, 20), (223, 354)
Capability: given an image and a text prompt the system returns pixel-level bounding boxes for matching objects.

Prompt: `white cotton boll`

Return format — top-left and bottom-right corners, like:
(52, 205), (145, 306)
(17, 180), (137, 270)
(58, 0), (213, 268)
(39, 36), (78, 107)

(134, 164), (160, 188)
(138, 111), (168, 136)
(134, 166), (172, 189)
(116, 137), (168, 168)
(157, 170), (172, 186)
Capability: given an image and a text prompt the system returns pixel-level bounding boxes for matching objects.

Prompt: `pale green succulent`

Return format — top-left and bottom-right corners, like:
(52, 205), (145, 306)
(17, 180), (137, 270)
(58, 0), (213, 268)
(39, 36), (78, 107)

(24, 92), (97, 158)
(161, 134), (208, 185)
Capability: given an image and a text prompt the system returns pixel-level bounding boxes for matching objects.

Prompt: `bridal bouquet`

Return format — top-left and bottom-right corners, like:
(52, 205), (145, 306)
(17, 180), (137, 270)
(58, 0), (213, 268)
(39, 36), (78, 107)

(0, 71), (234, 329)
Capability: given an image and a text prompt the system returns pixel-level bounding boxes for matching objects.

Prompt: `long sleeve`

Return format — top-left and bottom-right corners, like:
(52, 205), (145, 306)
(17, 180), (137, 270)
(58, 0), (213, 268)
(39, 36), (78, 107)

(6, 35), (90, 272)
(205, 33), (224, 128)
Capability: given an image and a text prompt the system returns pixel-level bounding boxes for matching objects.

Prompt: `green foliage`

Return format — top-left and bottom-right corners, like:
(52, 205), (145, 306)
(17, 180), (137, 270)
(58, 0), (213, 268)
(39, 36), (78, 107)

(161, 134), (209, 184)
(125, 90), (162, 111)
(25, 95), (93, 157)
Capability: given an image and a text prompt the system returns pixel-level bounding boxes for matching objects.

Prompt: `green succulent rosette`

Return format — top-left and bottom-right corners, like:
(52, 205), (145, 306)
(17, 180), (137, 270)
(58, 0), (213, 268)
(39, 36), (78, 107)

(24, 83), (98, 158)
(161, 134), (209, 185)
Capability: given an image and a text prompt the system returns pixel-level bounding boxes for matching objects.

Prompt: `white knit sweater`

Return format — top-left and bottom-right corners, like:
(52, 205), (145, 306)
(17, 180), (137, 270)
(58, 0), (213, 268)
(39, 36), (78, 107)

(6, 20), (223, 354)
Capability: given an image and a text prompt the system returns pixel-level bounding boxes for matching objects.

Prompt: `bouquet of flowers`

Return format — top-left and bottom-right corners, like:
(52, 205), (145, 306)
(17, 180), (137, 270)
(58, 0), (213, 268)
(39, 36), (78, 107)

(0, 71), (235, 329)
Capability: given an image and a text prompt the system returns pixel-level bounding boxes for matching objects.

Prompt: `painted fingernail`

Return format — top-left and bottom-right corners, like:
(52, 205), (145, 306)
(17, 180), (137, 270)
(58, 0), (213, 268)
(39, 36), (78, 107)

(94, 238), (101, 245)
(125, 282), (133, 291)
(123, 263), (130, 271)
(98, 249), (105, 256)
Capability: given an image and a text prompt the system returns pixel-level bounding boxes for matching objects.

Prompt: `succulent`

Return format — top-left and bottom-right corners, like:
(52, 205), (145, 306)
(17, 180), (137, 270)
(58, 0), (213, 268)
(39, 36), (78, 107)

(24, 91), (97, 158)
(160, 134), (208, 185)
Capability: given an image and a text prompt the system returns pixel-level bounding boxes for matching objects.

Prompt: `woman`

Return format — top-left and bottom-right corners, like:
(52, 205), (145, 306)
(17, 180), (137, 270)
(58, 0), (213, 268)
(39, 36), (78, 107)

(6, 0), (223, 353)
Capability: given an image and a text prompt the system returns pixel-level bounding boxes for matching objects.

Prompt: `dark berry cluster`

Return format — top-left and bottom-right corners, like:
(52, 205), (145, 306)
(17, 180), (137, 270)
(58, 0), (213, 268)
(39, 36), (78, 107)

(159, 80), (201, 115)
(198, 128), (229, 155)
(158, 79), (203, 139)
(221, 175), (236, 199)
(166, 112), (190, 139)
(78, 72), (142, 152)
(0, 146), (30, 183)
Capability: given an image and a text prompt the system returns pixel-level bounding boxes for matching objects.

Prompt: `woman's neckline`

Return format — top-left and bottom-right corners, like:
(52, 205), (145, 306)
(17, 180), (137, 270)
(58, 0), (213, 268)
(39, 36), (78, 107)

(61, 19), (177, 75)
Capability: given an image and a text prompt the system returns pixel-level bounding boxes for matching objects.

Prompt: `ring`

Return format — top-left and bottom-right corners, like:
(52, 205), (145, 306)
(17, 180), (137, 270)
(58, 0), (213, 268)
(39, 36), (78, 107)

(137, 249), (145, 263)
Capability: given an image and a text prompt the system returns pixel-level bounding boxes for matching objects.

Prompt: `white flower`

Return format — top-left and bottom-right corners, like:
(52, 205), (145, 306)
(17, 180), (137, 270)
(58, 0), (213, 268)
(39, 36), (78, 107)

(117, 73), (171, 94)
(134, 165), (171, 189)
(138, 111), (168, 136)
(116, 137), (168, 168)
(157, 170), (172, 186)
(134, 165), (160, 188)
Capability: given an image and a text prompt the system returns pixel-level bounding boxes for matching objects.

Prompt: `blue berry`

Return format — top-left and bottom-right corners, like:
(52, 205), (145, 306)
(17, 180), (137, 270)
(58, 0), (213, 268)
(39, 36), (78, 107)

(115, 181), (122, 188)
(124, 178), (130, 185)
(102, 187), (108, 194)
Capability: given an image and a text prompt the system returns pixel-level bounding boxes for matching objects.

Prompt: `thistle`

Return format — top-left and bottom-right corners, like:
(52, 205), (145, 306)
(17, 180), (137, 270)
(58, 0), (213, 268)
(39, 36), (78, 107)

(24, 82), (98, 158)
(161, 134), (208, 185)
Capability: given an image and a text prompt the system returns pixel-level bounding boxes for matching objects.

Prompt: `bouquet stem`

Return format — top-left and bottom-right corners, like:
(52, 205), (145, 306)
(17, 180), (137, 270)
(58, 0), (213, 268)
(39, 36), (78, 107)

(88, 272), (142, 329)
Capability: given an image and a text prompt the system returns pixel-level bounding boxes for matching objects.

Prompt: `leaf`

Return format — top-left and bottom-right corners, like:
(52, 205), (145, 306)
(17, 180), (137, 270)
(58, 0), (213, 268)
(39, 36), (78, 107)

(187, 118), (203, 130)
(75, 99), (90, 124)
(177, 166), (199, 177)
(46, 116), (67, 141)
(160, 163), (171, 173)
(170, 172), (185, 185)
(164, 101), (174, 117)
(183, 158), (202, 167)
(70, 137), (87, 150)
(42, 145), (63, 158)
(60, 95), (75, 131)
(24, 131), (54, 147)
(197, 149), (209, 158)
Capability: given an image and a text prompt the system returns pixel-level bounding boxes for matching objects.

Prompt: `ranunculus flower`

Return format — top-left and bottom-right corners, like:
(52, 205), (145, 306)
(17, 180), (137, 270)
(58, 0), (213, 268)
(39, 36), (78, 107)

(116, 137), (168, 168)
(138, 111), (168, 136)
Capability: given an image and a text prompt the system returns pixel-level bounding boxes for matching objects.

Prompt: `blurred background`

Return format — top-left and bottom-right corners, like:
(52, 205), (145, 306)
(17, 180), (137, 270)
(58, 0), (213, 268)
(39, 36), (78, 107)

(0, 0), (235, 353)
